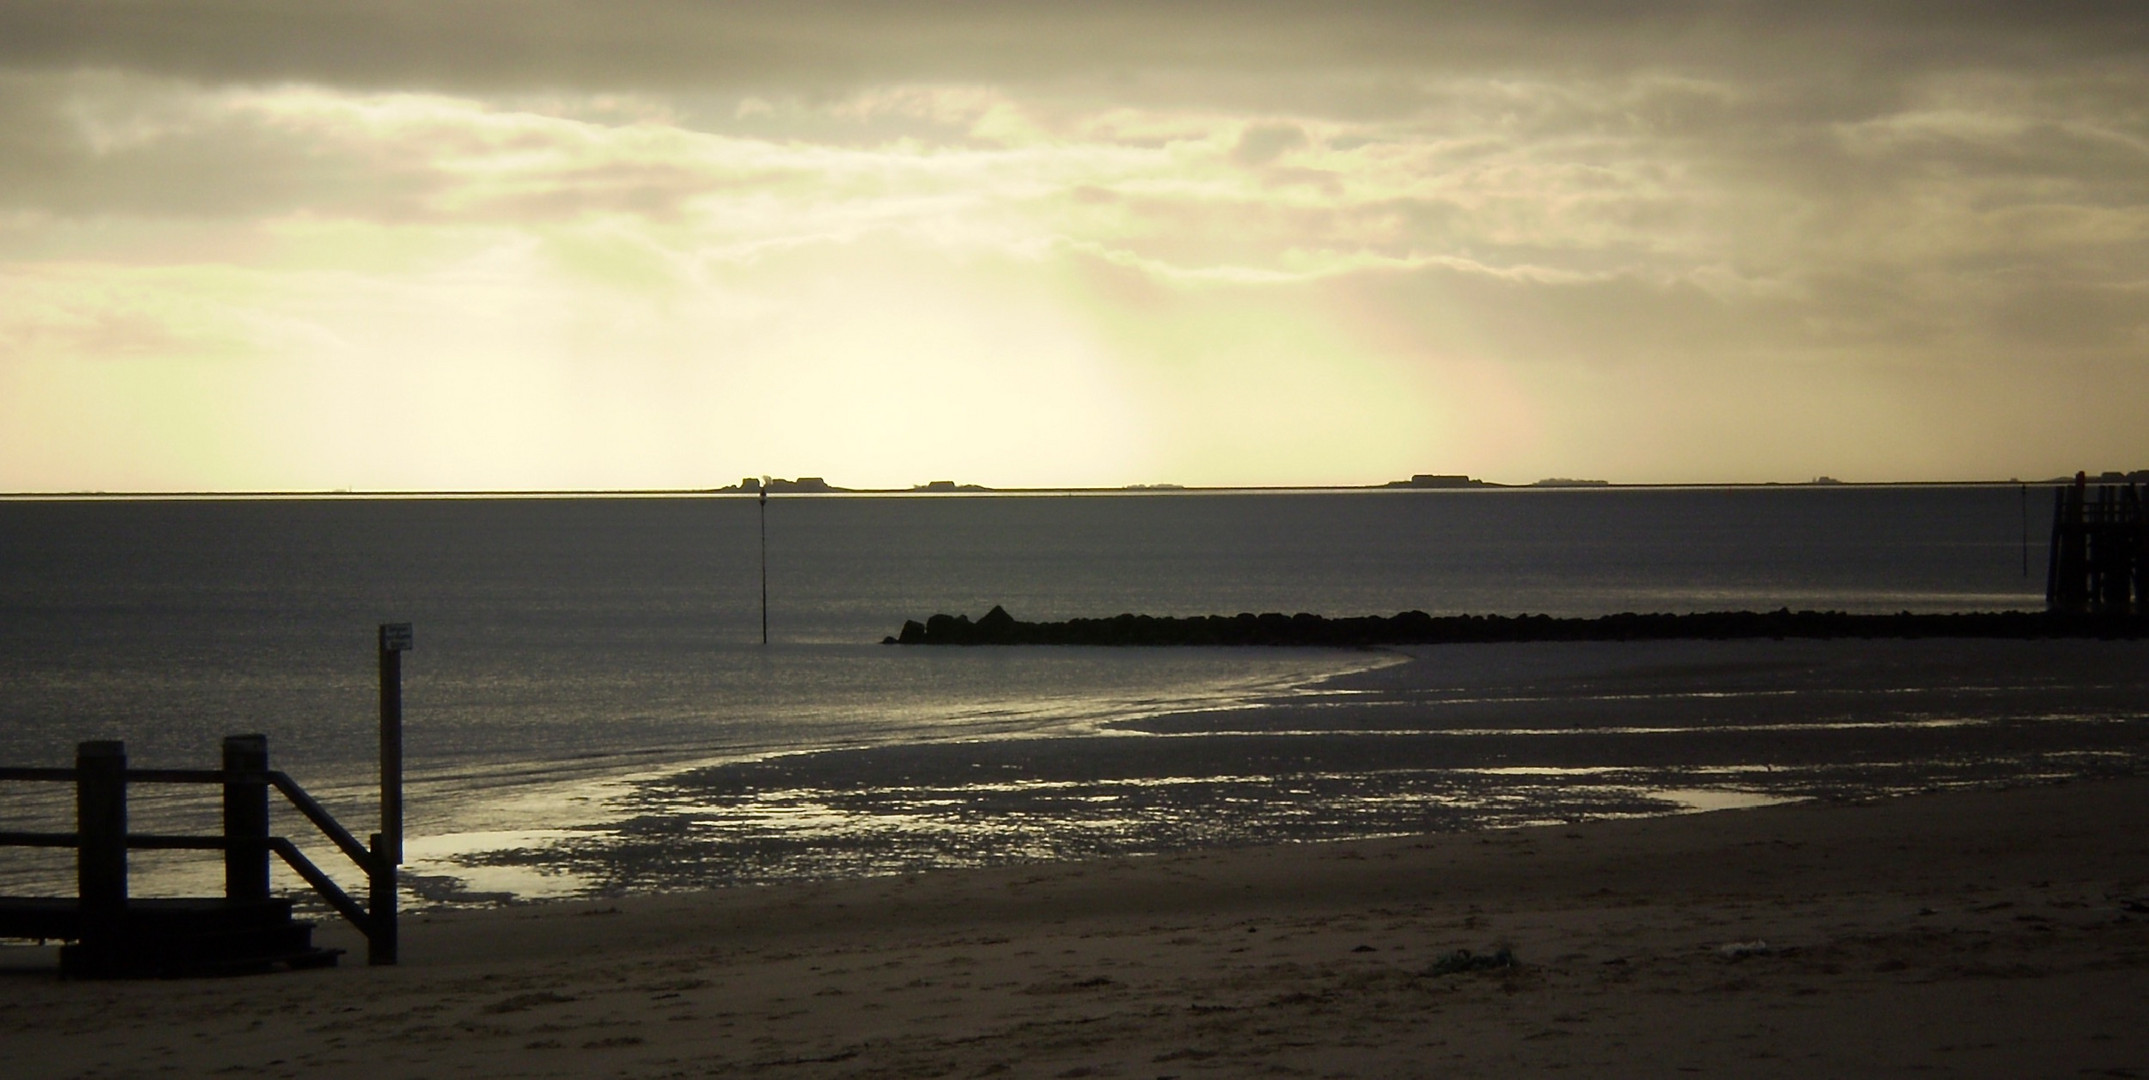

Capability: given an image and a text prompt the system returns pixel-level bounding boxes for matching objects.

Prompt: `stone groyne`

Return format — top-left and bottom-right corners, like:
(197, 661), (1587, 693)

(886, 606), (2145, 647)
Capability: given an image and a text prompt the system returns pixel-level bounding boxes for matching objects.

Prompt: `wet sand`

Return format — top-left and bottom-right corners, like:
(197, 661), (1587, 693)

(432, 638), (2149, 899)
(6, 775), (2149, 1078)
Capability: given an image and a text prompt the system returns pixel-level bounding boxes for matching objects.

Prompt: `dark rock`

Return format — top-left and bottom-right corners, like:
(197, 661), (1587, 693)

(883, 607), (2143, 647)
(974, 605), (1018, 642)
(919, 612), (978, 644)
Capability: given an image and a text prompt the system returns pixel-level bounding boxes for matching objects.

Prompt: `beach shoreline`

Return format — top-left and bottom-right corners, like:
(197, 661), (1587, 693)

(376, 636), (2149, 905)
(6, 774), (2147, 1077)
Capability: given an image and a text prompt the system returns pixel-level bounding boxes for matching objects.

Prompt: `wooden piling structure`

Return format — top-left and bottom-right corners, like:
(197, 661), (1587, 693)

(2047, 473), (2148, 616)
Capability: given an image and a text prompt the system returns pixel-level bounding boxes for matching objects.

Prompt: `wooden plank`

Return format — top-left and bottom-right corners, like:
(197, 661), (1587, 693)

(268, 772), (374, 870)
(0, 831), (79, 847)
(123, 769), (232, 784)
(0, 896), (81, 939)
(268, 838), (371, 936)
(124, 835), (229, 850)
(0, 767), (76, 782)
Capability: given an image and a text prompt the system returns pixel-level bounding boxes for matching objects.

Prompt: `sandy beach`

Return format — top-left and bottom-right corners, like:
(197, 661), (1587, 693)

(5, 775), (2147, 1078)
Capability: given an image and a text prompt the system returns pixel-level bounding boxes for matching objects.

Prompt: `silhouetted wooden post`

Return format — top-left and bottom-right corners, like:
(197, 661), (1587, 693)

(368, 831), (397, 966)
(2098, 485), (2130, 613)
(2047, 483), (2066, 607)
(769, 487), (777, 648)
(76, 740), (127, 971)
(222, 734), (271, 903)
(379, 624), (409, 866)
(2021, 483), (2029, 578)
(2123, 483), (2140, 614)
(2049, 475), (2088, 613)
(373, 622), (410, 966)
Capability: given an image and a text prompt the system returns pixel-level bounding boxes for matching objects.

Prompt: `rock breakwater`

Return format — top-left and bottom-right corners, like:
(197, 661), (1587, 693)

(886, 606), (2144, 646)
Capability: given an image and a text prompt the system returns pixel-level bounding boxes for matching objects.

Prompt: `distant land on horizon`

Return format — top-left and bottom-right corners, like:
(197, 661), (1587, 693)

(10, 469), (2144, 500)
(702, 469), (2149, 496)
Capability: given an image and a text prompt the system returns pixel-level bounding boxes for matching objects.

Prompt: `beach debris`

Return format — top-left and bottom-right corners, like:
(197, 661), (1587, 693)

(1714, 940), (1772, 960)
(1421, 946), (1517, 976)
(2117, 897), (2149, 914)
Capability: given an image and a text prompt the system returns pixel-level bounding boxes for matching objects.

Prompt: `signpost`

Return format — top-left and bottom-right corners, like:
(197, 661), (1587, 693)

(760, 488), (769, 645)
(373, 622), (411, 965)
(2021, 482), (2030, 578)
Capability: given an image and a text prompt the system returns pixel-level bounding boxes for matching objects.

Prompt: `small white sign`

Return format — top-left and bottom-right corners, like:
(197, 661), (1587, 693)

(380, 623), (414, 652)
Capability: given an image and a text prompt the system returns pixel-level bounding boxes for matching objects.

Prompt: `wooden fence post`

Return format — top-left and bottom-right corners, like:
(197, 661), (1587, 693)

(76, 740), (127, 971)
(368, 831), (397, 966)
(222, 734), (271, 903)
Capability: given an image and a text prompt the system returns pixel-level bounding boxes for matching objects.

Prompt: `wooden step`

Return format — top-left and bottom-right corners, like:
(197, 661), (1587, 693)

(0, 897), (344, 977)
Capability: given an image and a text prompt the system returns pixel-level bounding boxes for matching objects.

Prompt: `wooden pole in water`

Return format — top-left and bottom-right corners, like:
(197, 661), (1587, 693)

(2047, 484), (2068, 610)
(2021, 482), (2029, 578)
(222, 734), (270, 904)
(760, 487), (769, 646)
(378, 624), (409, 866)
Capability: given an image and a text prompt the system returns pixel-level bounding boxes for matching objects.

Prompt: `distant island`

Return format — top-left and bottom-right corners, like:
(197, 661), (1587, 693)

(719, 477), (844, 493)
(15, 467), (2148, 502)
(686, 468), (2149, 497)
(887, 606), (2144, 647)
(1382, 473), (1495, 489)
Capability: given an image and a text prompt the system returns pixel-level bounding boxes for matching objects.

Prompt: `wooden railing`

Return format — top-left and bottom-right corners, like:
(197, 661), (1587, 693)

(0, 735), (398, 965)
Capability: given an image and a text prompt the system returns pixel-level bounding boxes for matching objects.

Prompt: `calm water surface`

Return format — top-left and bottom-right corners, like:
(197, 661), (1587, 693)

(2, 487), (2107, 906)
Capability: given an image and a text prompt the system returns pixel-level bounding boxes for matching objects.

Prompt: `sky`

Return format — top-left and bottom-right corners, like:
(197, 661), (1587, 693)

(0, 1), (2144, 491)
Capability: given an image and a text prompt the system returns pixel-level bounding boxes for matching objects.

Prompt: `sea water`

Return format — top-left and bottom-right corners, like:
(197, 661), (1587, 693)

(5, 485), (2124, 906)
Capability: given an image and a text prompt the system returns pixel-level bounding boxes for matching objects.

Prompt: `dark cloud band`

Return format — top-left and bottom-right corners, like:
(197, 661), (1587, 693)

(1, 1), (2141, 94)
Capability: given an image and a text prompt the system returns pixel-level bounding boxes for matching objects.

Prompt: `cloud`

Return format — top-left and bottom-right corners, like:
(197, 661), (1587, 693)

(0, 72), (446, 219)
(1, 2), (2141, 100)
(0, 2), (2143, 487)
(1230, 123), (1306, 167)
